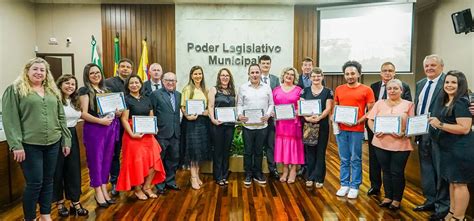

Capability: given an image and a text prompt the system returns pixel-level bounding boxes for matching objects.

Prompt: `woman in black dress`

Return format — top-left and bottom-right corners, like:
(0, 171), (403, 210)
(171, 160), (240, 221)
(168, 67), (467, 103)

(300, 67), (334, 188)
(429, 70), (474, 221)
(208, 68), (236, 186)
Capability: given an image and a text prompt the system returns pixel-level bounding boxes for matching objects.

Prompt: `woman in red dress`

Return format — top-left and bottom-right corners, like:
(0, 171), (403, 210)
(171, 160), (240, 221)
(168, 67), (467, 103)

(116, 74), (166, 200)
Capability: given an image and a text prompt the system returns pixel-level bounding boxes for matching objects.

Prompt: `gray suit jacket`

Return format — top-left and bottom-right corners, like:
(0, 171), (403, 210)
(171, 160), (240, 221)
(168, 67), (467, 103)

(262, 74), (280, 90)
(415, 73), (446, 115)
(143, 80), (162, 97)
(150, 88), (181, 139)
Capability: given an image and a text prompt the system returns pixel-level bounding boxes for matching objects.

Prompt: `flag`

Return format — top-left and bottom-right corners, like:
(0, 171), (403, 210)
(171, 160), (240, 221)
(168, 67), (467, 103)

(91, 36), (103, 73)
(113, 36), (120, 76)
(137, 39), (149, 81)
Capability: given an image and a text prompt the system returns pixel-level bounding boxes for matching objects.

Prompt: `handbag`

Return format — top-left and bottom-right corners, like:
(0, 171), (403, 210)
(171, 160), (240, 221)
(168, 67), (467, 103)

(303, 122), (320, 146)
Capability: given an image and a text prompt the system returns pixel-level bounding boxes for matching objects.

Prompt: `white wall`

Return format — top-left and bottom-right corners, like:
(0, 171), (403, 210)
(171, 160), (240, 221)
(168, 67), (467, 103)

(175, 4), (294, 91)
(35, 4), (102, 86)
(0, 0), (36, 101)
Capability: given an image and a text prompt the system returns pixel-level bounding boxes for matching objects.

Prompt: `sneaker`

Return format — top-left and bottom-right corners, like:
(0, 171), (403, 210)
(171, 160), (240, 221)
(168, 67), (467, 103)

(253, 174), (267, 184)
(243, 175), (252, 185)
(336, 186), (350, 196)
(315, 182), (324, 188)
(347, 188), (359, 199)
(305, 180), (314, 187)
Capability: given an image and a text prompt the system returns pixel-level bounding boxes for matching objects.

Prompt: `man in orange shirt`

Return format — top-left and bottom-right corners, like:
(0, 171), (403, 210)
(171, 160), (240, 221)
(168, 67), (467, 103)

(333, 60), (375, 199)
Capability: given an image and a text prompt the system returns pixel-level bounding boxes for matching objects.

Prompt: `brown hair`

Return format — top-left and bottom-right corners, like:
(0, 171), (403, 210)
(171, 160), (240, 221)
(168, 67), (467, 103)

(56, 74), (81, 110)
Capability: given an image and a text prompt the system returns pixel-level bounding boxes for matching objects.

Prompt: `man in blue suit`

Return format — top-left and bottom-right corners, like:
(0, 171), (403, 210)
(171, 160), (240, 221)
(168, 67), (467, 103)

(150, 72), (182, 194)
(412, 54), (449, 220)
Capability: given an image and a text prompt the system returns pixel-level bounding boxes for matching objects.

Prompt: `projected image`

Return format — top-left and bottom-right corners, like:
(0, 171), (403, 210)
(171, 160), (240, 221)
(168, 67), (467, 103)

(319, 3), (413, 73)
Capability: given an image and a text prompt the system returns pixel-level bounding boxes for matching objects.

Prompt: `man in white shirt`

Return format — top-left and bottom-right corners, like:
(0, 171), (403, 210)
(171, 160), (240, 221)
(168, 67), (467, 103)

(143, 63), (163, 96)
(237, 64), (274, 186)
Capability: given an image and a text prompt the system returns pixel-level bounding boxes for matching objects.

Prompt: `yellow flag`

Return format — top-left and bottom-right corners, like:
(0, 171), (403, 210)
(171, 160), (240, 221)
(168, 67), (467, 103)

(137, 40), (149, 81)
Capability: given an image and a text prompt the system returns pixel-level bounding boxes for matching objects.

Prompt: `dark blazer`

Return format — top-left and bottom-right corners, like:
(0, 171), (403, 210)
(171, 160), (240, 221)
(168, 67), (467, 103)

(105, 76), (125, 93)
(415, 73), (446, 115)
(297, 73), (325, 88)
(370, 80), (412, 102)
(262, 74), (280, 90)
(143, 80), (162, 97)
(150, 87), (181, 139)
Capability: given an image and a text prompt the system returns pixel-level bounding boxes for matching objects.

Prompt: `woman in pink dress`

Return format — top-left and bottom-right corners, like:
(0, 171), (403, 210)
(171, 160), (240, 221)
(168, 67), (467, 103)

(273, 67), (304, 183)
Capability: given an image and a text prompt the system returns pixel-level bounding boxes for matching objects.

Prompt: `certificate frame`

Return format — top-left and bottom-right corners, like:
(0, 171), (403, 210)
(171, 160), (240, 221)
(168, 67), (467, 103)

(132, 116), (158, 134)
(96, 92), (126, 115)
(298, 99), (322, 116)
(243, 109), (264, 125)
(374, 116), (401, 134)
(215, 107), (237, 123)
(333, 105), (358, 124)
(274, 104), (296, 120)
(185, 99), (205, 115)
(406, 113), (430, 136)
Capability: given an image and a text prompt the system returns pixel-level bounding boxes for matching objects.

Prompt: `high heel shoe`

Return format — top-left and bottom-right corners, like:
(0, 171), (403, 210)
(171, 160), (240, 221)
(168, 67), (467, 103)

(143, 187), (158, 199)
(70, 202), (89, 216)
(287, 172), (296, 184)
(379, 201), (392, 208)
(279, 173), (288, 183)
(190, 176), (201, 190)
(94, 196), (109, 208)
(105, 198), (117, 204)
(57, 202), (69, 217)
(389, 204), (400, 211)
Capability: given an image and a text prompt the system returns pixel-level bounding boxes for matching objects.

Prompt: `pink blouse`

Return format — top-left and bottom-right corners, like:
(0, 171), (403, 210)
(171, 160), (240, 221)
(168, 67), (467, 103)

(367, 99), (415, 151)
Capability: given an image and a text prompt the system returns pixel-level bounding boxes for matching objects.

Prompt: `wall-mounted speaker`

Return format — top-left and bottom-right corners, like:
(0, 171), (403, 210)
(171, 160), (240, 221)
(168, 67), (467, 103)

(451, 8), (473, 34)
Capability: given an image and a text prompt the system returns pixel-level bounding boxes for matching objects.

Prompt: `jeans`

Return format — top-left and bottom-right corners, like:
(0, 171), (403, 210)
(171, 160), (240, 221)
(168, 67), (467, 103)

(21, 141), (60, 219)
(335, 130), (364, 189)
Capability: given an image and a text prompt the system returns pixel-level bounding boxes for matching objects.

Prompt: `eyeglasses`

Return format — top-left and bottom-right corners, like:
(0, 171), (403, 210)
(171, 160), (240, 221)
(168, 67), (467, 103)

(163, 79), (177, 83)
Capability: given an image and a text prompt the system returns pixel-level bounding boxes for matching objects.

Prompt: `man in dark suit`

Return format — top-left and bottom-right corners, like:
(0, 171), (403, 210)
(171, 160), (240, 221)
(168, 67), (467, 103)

(412, 55), (449, 220)
(366, 62), (412, 196)
(143, 63), (163, 96)
(150, 72), (182, 194)
(259, 55), (280, 179)
(297, 57), (314, 89)
(104, 58), (133, 196)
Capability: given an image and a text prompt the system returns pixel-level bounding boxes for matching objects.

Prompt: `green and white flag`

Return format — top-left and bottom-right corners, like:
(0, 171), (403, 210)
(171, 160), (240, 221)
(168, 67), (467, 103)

(91, 36), (103, 73)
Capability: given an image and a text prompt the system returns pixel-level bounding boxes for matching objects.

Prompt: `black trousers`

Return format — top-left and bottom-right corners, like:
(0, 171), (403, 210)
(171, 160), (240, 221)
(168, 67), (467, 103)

(53, 127), (82, 202)
(211, 124), (235, 181)
(21, 141), (60, 219)
(305, 123), (330, 183)
(366, 125), (382, 190)
(243, 127), (267, 176)
(374, 147), (410, 201)
(109, 125), (124, 184)
(156, 135), (180, 190)
(418, 135), (449, 214)
(264, 119), (276, 172)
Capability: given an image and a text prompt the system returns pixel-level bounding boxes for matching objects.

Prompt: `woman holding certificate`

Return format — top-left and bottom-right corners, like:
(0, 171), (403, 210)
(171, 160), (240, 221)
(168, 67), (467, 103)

(2, 58), (71, 221)
(78, 63), (120, 207)
(53, 74), (88, 217)
(273, 67), (303, 184)
(208, 68), (236, 186)
(299, 67), (333, 188)
(429, 71), (474, 221)
(367, 79), (414, 210)
(181, 65), (210, 190)
(116, 74), (166, 200)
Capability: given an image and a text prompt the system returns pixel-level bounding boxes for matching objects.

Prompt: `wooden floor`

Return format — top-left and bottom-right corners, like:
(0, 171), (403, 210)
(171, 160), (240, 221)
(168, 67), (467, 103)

(0, 141), (431, 220)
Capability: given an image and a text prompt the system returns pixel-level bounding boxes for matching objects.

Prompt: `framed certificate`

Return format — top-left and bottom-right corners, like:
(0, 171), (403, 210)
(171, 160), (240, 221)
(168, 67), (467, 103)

(96, 92), (126, 115)
(298, 99), (322, 116)
(243, 109), (264, 125)
(333, 105), (358, 124)
(274, 104), (296, 120)
(132, 116), (158, 134)
(215, 107), (237, 122)
(374, 116), (401, 134)
(406, 114), (430, 136)
(186, 99), (205, 115)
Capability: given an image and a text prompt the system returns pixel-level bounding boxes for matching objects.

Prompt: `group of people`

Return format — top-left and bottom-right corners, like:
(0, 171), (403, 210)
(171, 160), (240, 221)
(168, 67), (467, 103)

(2, 53), (473, 220)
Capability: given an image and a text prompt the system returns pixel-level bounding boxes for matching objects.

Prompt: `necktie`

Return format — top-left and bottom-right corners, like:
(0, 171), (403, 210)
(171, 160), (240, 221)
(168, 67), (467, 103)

(381, 84), (387, 100)
(154, 84), (159, 90)
(169, 92), (176, 111)
(263, 76), (268, 84)
(420, 80), (434, 114)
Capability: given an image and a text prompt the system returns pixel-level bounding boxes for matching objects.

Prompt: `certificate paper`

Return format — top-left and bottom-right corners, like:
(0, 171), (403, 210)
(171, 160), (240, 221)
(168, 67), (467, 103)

(333, 105), (358, 124)
(298, 100), (322, 116)
(406, 114), (430, 136)
(186, 99), (205, 115)
(274, 104), (296, 120)
(374, 116), (401, 134)
(243, 109), (264, 124)
(132, 116), (158, 134)
(96, 92), (126, 115)
(215, 107), (237, 122)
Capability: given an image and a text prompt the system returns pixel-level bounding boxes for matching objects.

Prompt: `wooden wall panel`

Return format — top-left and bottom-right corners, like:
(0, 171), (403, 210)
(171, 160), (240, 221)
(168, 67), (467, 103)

(101, 4), (175, 78)
(294, 5), (344, 91)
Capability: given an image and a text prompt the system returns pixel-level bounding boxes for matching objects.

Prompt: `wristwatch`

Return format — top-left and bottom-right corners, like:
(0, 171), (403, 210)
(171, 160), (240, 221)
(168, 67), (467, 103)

(439, 122), (444, 128)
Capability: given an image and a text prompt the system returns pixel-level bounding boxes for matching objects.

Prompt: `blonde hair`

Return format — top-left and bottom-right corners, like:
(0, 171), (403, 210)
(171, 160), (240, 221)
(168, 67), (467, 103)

(14, 57), (60, 99)
(280, 67), (299, 85)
